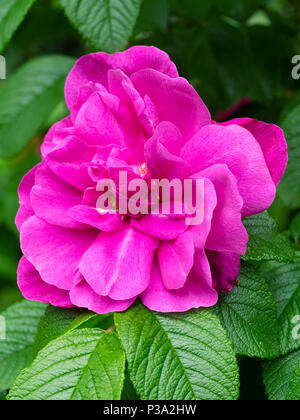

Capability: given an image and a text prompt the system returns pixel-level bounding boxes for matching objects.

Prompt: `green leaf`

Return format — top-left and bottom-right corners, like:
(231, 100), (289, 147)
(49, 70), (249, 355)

(0, 55), (75, 158)
(59, 0), (143, 53)
(287, 361), (300, 400)
(243, 212), (294, 262)
(214, 263), (280, 359)
(8, 329), (125, 400)
(263, 348), (300, 400)
(33, 305), (98, 356)
(290, 213), (300, 244)
(0, 0), (37, 52)
(0, 300), (46, 390)
(115, 303), (239, 400)
(261, 254), (300, 355)
(278, 105), (300, 209)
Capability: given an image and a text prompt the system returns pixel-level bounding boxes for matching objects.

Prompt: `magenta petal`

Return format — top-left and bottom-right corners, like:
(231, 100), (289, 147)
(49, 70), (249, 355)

(79, 226), (158, 300)
(31, 164), (87, 230)
(45, 135), (97, 191)
(68, 205), (123, 232)
(65, 46), (178, 111)
(70, 280), (135, 314)
(18, 257), (72, 308)
(182, 124), (276, 217)
(131, 69), (211, 141)
(20, 216), (97, 290)
(196, 164), (248, 255)
(158, 230), (195, 290)
(207, 250), (241, 293)
(130, 214), (188, 241)
(221, 118), (288, 187)
(141, 253), (218, 313)
(15, 164), (41, 231)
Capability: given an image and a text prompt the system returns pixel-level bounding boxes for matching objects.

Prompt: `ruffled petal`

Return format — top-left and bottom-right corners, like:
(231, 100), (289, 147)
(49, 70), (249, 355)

(130, 214), (188, 241)
(65, 46), (178, 111)
(181, 124), (276, 216)
(20, 216), (97, 290)
(79, 226), (158, 300)
(18, 257), (72, 308)
(68, 205), (123, 232)
(70, 280), (135, 314)
(206, 250), (241, 293)
(141, 253), (218, 312)
(220, 118), (287, 187)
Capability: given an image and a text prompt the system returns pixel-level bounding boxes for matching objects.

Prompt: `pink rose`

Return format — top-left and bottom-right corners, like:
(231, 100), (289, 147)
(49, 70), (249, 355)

(16, 46), (287, 313)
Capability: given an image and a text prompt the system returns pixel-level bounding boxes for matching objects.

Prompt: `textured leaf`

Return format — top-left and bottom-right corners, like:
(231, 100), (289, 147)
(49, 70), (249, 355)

(243, 212), (294, 262)
(59, 0), (143, 53)
(33, 305), (98, 356)
(115, 303), (239, 401)
(262, 254), (300, 355)
(0, 300), (46, 390)
(0, 55), (75, 158)
(287, 361), (300, 400)
(0, 0), (37, 52)
(290, 213), (300, 244)
(214, 263), (280, 359)
(278, 104), (300, 209)
(8, 329), (125, 400)
(263, 348), (300, 400)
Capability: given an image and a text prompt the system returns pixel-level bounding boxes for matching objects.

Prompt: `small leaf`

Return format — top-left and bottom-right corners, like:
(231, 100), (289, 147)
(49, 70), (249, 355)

(278, 104), (300, 209)
(115, 303), (239, 400)
(33, 305), (98, 356)
(261, 254), (300, 355)
(8, 329), (125, 400)
(0, 0), (37, 52)
(263, 348), (300, 400)
(0, 55), (75, 158)
(243, 212), (294, 262)
(59, 0), (143, 53)
(0, 300), (46, 390)
(214, 263), (280, 359)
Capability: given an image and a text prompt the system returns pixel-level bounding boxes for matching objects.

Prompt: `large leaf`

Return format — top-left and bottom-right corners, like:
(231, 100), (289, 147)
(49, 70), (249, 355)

(59, 0), (143, 53)
(263, 348), (300, 400)
(8, 329), (125, 400)
(287, 361), (300, 400)
(115, 303), (239, 400)
(33, 305), (98, 356)
(262, 254), (300, 355)
(0, 300), (46, 390)
(0, 55), (75, 158)
(0, 0), (37, 52)
(214, 263), (280, 359)
(243, 212), (294, 262)
(278, 104), (300, 209)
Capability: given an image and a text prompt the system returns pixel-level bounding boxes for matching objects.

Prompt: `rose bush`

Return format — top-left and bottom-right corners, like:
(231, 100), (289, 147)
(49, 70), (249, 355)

(16, 46), (287, 314)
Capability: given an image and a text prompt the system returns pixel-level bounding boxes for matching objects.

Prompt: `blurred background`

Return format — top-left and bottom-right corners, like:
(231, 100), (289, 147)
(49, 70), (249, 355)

(0, 0), (300, 400)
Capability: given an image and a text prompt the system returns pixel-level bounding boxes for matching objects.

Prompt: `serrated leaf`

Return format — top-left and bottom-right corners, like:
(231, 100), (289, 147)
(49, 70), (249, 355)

(115, 303), (239, 401)
(261, 254), (300, 355)
(8, 329), (125, 400)
(278, 104), (300, 209)
(0, 0), (37, 52)
(0, 300), (46, 390)
(263, 348), (300, 400)
(243, 212), (294, 262)
(59, 0), (143, 53)
(214, 263), (280, 359)
(33, 305), (98, 356)
(290, 213), (300, 244)
(0, 55), (75, 158)
(287, 361), (300, 400)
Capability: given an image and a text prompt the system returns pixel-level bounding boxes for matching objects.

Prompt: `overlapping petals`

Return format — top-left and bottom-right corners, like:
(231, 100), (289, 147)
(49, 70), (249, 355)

(16, 46), (288, 314)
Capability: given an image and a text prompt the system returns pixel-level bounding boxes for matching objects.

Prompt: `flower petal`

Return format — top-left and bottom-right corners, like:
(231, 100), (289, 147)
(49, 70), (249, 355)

(206, 250), (241, 293)
(18, 257), (72, 308)
(79, 226), (158, 300)
(20, 216), (97, 290)
(68, 205), (123, 232)
(130, 214), (188, 241)
(141, 253), (218, 312)
(70, 280), (135, 314)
